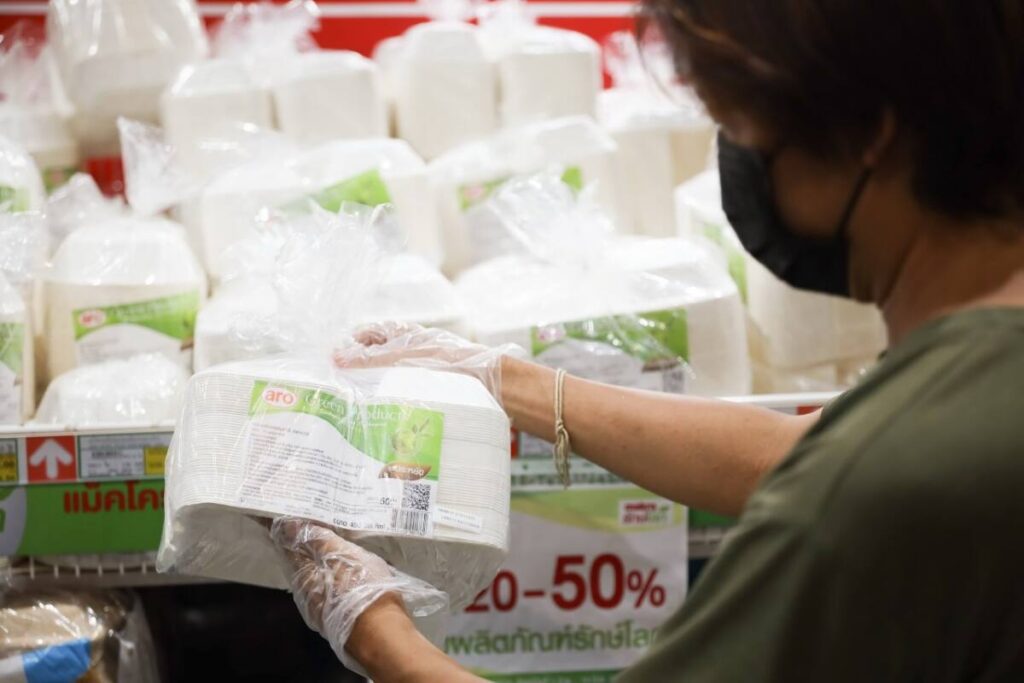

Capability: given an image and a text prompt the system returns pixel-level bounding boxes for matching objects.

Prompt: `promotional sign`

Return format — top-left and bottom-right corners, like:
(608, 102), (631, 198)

(446, 451), (688, 682)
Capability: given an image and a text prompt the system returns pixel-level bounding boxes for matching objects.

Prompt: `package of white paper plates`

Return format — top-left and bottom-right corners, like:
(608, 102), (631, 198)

(479, 0), (600, 127)
(46, 0), (207, 156)
(0, 273), (32, 424)
(431, 115), (621, 275)
(44, 215), (206, 379)
(457, 174), (747, 396)
(676, 170), (887, 391)
(599, 31), (716, 237)
(160, 207), (510, 626)
(392, 21), (498, 160)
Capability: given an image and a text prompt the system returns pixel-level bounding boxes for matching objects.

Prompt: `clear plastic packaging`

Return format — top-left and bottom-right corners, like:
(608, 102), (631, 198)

(479, 0), (601, 127)
(676, 169), (887, 389)
(159, 206), (511, 671)
(0, 22), (79, 192)
(430, 115), (621, 274)
(46, 0), (208, 156)
(392, 21), (498, 160)
(0, 273), (31, 424)
(0, 136), (46, 214)
(43, 213), (206, 379)
(0, 589), (160, 683)
(455, 173), (750, 396)
(598, 31), (715, 237)
(45, 173), (124, 246)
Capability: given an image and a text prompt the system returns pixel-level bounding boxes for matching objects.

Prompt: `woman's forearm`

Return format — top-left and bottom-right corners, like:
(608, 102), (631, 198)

(500, 356), (818, 517)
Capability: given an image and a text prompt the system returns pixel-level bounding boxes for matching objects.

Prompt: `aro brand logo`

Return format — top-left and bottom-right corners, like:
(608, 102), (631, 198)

(77, 309), (106, 329)
(262, 387), (297, 409)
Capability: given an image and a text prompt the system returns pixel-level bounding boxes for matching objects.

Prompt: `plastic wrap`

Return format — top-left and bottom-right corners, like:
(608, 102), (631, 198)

(46, 0), (207, 156)
(45, 173), (123, 245)
(598, 31), (715, 237)
(0, 273), (31, 424)
(676, 169), (887, 390)
(160, 59), (277, 179)
(430, 115), (621, 274)
(159, 205), (511, 671)
(0, 136), (46, 215)
(392, 21), (498, 160)
(0, 22), (79, 191)
(454, 173), (748, 396)
(479, 0), (600, 127)
(0, 589), (159, 683)
(43, 214), (206, 379)
(273, 50), (388, 145)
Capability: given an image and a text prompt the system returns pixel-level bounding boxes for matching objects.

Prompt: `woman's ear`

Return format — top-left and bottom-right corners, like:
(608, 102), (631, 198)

(863, 108), (898, 169)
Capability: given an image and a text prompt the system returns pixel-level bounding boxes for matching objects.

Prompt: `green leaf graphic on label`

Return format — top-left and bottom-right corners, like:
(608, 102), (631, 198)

(287, 169), (393, 214)
(248, 381), (444, 481)
(698, 220), (748, 304)
(560, 166), (584, 192)
(531, 308), (689, 364)
(72, 291), (200, 344)
(0, 323), (24, 375)
(0, 185), (29, 213)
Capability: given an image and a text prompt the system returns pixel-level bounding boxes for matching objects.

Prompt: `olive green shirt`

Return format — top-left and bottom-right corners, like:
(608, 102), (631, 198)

(620, 307), (1024, 682)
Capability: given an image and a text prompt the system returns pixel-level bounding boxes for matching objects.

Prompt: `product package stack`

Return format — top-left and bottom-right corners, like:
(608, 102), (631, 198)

(0, 590), (160, 683)
(46, 0), (208, 158)
(677, 170), (887, 392)
(0, 23), (79, 192)
(158, 206), (511, 669)
(0, 136), (46, 215)
(478, 0), (601, 127)
(430, 116), (621, 274)
(0, 272), (31, 425)
(598, 31), (716, 237)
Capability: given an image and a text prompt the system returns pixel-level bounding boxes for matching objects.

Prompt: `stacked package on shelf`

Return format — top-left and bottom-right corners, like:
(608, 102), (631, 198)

(677, 170), (887, 392)
(159, 207), (511, 660)
(0, 136), (46, 214)
(598, 31), (716, 237)
(0, 273), (32, 424)
(0, 23), (79, 192)
(43, 212), (206, 380)
(0, 590), (160, 683)
(430, 116), (621, 274)
(389, 21), (498, 160)
(478, 0), (601, 127)
(457, 173), (750, 397)
(46, 0), (207, 157)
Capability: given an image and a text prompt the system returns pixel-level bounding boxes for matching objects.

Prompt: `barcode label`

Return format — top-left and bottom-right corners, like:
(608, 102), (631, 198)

(391, 508), (431, 536)
(402, 481), (432, 511)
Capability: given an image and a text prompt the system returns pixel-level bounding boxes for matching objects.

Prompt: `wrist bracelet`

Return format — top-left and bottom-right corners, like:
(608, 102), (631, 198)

(553, 368), (572, 488)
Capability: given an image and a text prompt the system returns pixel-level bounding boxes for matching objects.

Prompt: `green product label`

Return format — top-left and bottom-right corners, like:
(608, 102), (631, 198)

(0, 185), (30, 213)
(459, 167), (584, 212)
(0, 481), (165, 555)
(249, 381), (444, 481)
(0, 323), (24, 375)
(72, 291), (200, 342)
(43, 165), (80, 194)
(287, 169), (393, 214)
(531, 308), (689, 365)
(697, 220), (748, 304)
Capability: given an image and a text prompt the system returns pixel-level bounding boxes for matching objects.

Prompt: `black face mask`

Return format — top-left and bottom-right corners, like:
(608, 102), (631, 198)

(717, 132), (872, 297)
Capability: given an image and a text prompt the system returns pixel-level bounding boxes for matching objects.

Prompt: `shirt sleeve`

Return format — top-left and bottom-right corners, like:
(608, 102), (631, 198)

(617, 513), (912, 683)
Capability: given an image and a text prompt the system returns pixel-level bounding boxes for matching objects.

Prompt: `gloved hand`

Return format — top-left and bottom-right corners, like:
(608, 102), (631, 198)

(270, 517), (449, 674)
(333, 322), (525, 406)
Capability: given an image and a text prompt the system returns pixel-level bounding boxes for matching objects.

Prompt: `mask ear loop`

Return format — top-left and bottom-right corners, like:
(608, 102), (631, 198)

(835, 166), (874, 240)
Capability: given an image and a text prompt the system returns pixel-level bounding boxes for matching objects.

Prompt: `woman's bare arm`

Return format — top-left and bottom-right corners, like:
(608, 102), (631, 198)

(501, 357), (818, 517)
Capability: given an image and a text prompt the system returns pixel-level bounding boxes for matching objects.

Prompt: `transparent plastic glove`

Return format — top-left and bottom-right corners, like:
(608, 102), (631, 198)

(333, 322), (525, 406)
(271, 517), (449, 675)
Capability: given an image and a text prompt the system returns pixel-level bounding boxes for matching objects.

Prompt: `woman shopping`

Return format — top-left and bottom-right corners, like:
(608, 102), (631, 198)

(272, 1), (1024, 680)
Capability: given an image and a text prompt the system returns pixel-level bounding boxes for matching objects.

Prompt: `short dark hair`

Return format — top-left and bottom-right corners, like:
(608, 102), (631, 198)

(643, 0), (1024, 221)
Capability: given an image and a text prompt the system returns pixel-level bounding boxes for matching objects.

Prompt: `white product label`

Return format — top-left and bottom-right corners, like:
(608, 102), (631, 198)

(0, 323), (24, 424)
(435, 506), (484, 534)
(79, 433), (173, 479)
(235, 381), (444, 538)
(72, 292), (199, 368)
